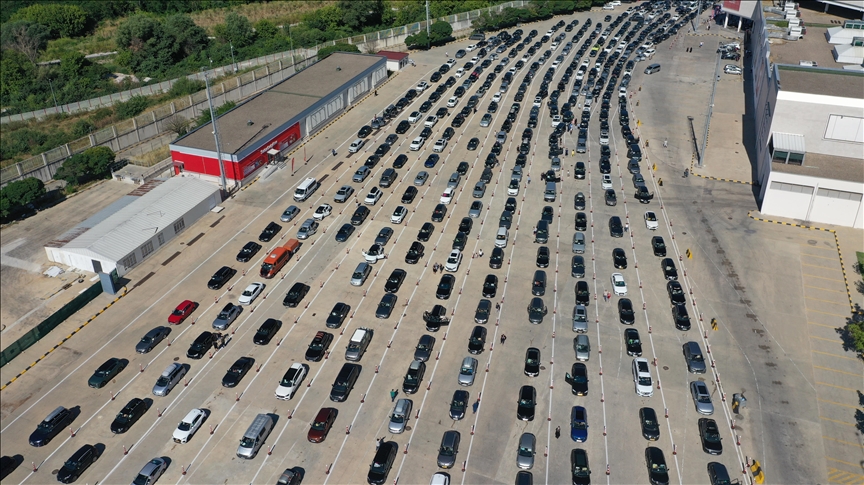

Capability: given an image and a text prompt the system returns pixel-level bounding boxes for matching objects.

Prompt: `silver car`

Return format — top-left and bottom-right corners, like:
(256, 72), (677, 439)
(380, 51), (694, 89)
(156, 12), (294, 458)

(437, 430), (460, 469)
(296, 219), (318, 239)
(516, 432), (536, 469)
(472, 181), (486, 198)
(468, 201), (483, 218)
(458, 356), (478, 386)
(334, 185), (354, 203)
(132, 458), (168, 485)
(572, 232), (585, 253)
(352, 166), (370, 183)
(574, 335), (590, 361)
(447, 172), (461, 189)
(690, 381), (714, 415)
(213, 303), (242, 330)
(280, 205), (300, 222)
(572, 304), (588, 333)
(480, 114), (493, 127)
(414, 171), (429, 186)
(388, 398), (413, 434)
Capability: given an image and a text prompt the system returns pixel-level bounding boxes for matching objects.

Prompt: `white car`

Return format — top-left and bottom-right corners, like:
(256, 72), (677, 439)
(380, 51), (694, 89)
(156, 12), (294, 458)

(508, 179), (520, 196)
(424, 115), (438, 128)
(446, 58), (457, 67)
(416, 81), (429, 92)
(364, 187), (383, 205)
(724, 65), (742, 75)
(410, 137), (425, 151)
(492, 92), (502, 103)
(601, 174), (613, 190)
(466, 44), (476, 52)
(391, 206), (408, 224)
(275, 363), (307, 400)
(408, 111), (422, 123)
(632, 358), (654, 397)
(471, 56), (480, 63)
(455, 68), (465, 78)
(239, 282), (265, 305)
(313, 203), (332, 220)
(440, 187), (455, 204)
(533, 96), (542, 107)
(551, 115), (562, 127)
(363, 244), (386, 263)
(172, 408), (206, 443)
(603, 3), (614, 10)
(611, 273), (627, 296)
(610, 0), (621, 5)
(644, 211), (659, 230)
(447, 96), (459, 107)
(433, 139), (448, 153)
(444, 249), (463, 272)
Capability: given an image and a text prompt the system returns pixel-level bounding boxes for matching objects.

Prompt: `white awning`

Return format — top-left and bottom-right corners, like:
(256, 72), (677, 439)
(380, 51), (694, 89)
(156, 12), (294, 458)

(267, 149), (280, 156)
(772, 132), (806, 153)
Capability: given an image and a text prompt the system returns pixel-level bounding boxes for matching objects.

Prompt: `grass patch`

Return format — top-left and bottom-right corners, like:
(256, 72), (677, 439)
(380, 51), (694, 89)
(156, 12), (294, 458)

(190, 0), (335, 30)
(767, 19), (788, 28)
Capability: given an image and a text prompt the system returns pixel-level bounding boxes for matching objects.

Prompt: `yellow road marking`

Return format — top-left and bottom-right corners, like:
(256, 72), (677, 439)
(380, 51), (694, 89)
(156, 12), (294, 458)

(818, 398), (863, 410)
(802, 253), (840, 261)
(820, 416), (858, 427)
(802, 262), (839, 270)
(808, 309), (853, 318)
(808, 321), (838, 329)
(813, 350), (862, 362)
(816, 381), (860, 392)
(802, 273), (846, 282)
(805, 285), (848, 294)
(827, 468), (864, 485)
(805, 295), (847, 305)
(809, 336), (840, 343)
(827, 457), (864, 468)
(823, 435), (864, 448)
(800, 243), (837, 251)
(814, 366), (864, 377)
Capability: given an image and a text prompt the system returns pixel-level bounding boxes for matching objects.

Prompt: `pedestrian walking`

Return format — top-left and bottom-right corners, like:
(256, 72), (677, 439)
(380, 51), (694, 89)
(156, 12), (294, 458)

(390, 389), (398, 402)
(532, 226), (537, 236)
(624, 222), (630, 233)
(700, 42), (703, 48)
(478, 249), (484, 257)
(495, 302), (501, 312)
(446, 51), (449, 57)
(374, 90), (378, 96)
(376, 437), (383, 450)
(602, 292), (608, 303)
(473, 107), (477, 114)
(332, 148), (337, 156)
(433, 264), (438, 274)
(684, 168), (690, 178)
(500, 334), (507, 344)
(663, 138), (668, 148)
(527, 176), (531, 185)
(472, 401), (479, 414)
(555, 426), (561, 439)
(565, 148), (569, 156)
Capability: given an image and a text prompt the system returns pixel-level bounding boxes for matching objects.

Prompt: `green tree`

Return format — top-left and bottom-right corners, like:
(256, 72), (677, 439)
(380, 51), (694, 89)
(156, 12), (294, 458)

(429, 20), (453, 43)
(404, 30), (430, 49)
(195, 100), (236, 127)
(54, 146), (116, 186)
(218, 12), (255, 48)
(0, 20), (51, 63)
(847, 311), (864, 355)
(0, 49), (34, 105)
(317, 43), (360, 61)
(338, 0), (384, 31)
(0, 177), (45, 218)
(254, 19), (279, 40)
(163, 14), (209, 58)
(304, 5), (343, 32)
(115, 14), (176, 75)
(115, 95), (151, 119)
(11, 3), (88, 38)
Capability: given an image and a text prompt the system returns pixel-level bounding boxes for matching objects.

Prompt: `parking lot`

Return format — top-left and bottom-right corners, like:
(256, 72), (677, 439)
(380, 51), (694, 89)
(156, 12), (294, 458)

(2, 3), (860, 485)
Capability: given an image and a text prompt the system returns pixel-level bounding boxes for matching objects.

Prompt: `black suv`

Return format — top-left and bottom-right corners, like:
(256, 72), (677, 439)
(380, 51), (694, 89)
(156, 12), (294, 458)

(418, 222), (434, 242)
(186, 331), (215, 359)
(110, 398), (147, 434)
(236, 242), (262, 262)
(367, 441), (397, 484)
(326, 302), (350, 328)
(283, 282), (310, 307)
(29, 406), (75, 446)
(351, 206), (370, 225)
(609, 216), (624, 237)
(57, 444), (99, 483)
(305, 331), (333, 362)
(258, 222), (282, 242)
(253, 318), (282, 345)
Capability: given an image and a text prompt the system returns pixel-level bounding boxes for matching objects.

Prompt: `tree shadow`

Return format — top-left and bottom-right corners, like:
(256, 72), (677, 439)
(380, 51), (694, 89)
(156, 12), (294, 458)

(855, 407), (864, 435)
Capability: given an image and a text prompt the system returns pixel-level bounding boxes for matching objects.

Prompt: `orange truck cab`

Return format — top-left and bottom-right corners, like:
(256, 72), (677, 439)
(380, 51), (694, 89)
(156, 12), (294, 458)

(260, 239), (300, 278)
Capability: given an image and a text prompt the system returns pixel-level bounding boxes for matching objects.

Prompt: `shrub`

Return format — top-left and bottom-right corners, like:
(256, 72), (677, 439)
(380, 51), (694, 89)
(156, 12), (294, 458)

(317, 43), (361, 61)
(115, 95), (150, 119)
(168, 77), (205, 98)
(0, 177), (45, 219)
(54, 146), (115, 186)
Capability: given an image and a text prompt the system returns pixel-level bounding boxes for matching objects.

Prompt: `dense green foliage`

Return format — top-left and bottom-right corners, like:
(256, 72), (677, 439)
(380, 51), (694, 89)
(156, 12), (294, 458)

(0, 176), (45, 219)
(472, 0), (597, 32)
(53, 145), (115, 186)
(114, 95), (152, 119)
(195, 100), (236, 127)
(317, 43), (360, 61)
(405, 20), (454, 49)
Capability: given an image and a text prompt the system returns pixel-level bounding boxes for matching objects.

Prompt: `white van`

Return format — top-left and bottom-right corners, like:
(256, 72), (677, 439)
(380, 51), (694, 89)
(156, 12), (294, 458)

(293, 177), (320, 201)
(495, 226), (509, 248)
(237, 414), (274, 459)
(348, 138), (365, 153)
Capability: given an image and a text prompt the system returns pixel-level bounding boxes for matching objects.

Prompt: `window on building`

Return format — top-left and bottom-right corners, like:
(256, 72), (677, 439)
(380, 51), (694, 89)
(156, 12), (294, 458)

(772, 150), (789, 163)
(173, 218), (185, 234)
(157, 232), (165, 246)
(121, 253), (138, 269)
(770, 181), (813, 194)
(817, 188), (863, 201)
(140, 241), (154, 258)
(786, 151), (804, 165)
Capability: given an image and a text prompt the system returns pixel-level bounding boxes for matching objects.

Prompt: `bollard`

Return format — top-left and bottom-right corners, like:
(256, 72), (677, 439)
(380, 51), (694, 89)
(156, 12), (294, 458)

(157, 408), (163, 417)
(673, 444), (677, 455)
(140, 364), (145, 373)
(267, 445), (274, 455)
(462, 461), (466, 472)
(404, 443), (409, 454)
(346, 425), (351, 434)
(209, 351), (213, 359)
(736, 434), (741, 446)
(599, 367), (603, 375)
(665, 408), (669, 418)
(70, 427), (77, 437)
(436, 351), (440, 360)
(123, 445), (129, 455)
(486, 363), (490, 373)
(326, 463), (332, 475)
(110, 391), (116, 400)
(236, 392), (240, 402)
(731, 419), (735, 429)
(388, 340), (392, 348)
(277, 338), (283, 346)
(544, 446), (548, 457)
(471, 425), (475, 435)
(606, 465), (610, 476)
(361, 393), (366, 403)
(182, 465), (187, 475)
(375, 365), (380, 373)
(288, 409), (294, 419)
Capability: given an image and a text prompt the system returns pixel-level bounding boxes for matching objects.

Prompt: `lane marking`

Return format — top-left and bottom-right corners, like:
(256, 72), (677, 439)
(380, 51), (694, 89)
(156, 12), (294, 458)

(818, 398), (862, 410)
(812, 350), (861, 362)
(822, 435), (864, 448)
(814, 366), (863, 377)
(820, 416), (858, 427)
(804, 285), (849, 294)
(816, 381), (860, 393)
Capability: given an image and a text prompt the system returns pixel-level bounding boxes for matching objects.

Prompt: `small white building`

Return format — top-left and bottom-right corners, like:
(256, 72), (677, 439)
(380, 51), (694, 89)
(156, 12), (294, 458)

(45, 177), (221, 276)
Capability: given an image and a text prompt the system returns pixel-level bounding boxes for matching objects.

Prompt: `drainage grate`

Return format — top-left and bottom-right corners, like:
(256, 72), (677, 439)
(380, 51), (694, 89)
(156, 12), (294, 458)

(210, 216), (224, 228)
(332, 162), (343, 171)
(318, 174), (329, 184)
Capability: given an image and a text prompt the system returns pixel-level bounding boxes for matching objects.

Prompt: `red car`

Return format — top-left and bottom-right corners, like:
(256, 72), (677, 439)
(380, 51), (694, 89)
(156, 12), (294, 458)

(168, 300), (198, 324)
(307, 407), (336, 443)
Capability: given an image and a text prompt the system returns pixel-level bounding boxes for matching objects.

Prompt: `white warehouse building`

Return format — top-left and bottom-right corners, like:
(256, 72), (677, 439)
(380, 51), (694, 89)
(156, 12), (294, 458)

(45, 177), (221, 276)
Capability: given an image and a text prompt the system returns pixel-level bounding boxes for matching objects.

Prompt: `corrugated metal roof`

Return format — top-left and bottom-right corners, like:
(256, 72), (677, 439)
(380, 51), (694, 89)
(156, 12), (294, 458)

(772, 132), (806, 153)
(58, 177), (219, 261)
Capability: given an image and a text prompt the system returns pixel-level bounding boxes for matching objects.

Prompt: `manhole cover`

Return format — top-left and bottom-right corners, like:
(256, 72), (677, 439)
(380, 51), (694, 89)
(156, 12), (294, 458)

(540, 366), (547, 371)
(662, 366), (669, 371)
(807, 240), (817, 245)
(52, 470), (59, 475)
(174, 357), (179, 361)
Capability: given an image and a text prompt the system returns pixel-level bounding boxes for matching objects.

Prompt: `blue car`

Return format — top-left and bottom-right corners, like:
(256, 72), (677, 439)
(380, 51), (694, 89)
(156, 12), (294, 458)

(424, 154), (440, 168)
(570, 406), (588, 442)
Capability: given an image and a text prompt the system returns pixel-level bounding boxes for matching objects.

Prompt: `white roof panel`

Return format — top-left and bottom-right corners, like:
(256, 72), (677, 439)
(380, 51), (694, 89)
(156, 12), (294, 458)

(772, 132), (806, 153)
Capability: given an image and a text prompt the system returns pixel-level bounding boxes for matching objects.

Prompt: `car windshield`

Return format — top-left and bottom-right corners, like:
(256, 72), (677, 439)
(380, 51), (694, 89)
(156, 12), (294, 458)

(519, 446), (532, 456)
(281, 370), (298, 386)
(577, 343), (588, 352)
(311, 419), (327, 430)
(155, 376), (170, 386)
(178, 421), (193, 431)
(440, 446), (454, 456)
(133, 474), (150, 485)
(229, 365), (244, 374)
(638, 376), (652, 386)
(242, 289), (253, 296)
(172, 308), (185, 315)
(572, 420), (586, 429)
(310, 341), (324, 350)
(461, 366), (473, 375)
(519, 398), (532, 406)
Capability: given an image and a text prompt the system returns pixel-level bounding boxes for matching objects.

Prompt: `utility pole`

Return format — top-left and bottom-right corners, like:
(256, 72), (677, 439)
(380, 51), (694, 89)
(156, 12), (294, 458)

(426, 0), (431, 50)
(230, 42), (237, 73)
(48, 78), (60, 113)
(202, 66), (228, 192)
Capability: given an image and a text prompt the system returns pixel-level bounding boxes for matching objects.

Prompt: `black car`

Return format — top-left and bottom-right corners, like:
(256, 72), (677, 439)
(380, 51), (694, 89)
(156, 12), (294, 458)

(424, 304), (450, 332)
(110, 398), (147, 434)
(436, 274), (456, 300)
(480, 168), (493, 183)
(574, 212), (587, 231)
(418, 222), (434, 241)
(468, 325), (487, 354)
(351, 206), (370, 225)
(364, 154), (381, 168)
(652, 236), (666, 256)
(187, 331), (216, 359)
(699, 418), (723, 455)
(392, 154), (408, 169)
(482, 274), (498, 298)
(567, 362), (589, 396)
(384, 268), (406, 293)
(236, 241), (262, 262)
(624, 328), (642, 356)
(375, 144), (390, 157)
(326, 302), (351, 328)
(87, 357), (128, 389)
(571, 255), (585, 278)
(457, 161), (470, 175)
(401, 185), (418, 204)
(524, 347), (541, 376)
(29, 406), (74, 446)
(254, 318), (282, 345)
(358, 125), (373, 138)
(618, 298), (635, 324)
(305, 331), (334, 361)
(208, 266), (236, 290)
(613, 248), (627, 269)
(450, 390), (469, 420)
(517, 385), (536, 421)
(467, 138), (480, 150)
(432, 204), (447, 222)
(645, 447), (670, 485)
(489, 247), (504, 269)
(376, 293), (398, 319)
(605, 189), (617, 206)
(672, 304), (691, 331)
(419, 100), (432, 113)
(458, 217), (473, 235)
(661, 258), (678, 280)
(222, 356), (255, 387)
(259, 221), (282, 242)
(395, 120), (411, 134)
(335, 223), (355, 241)
(452, 231), (467, 251)
(474, 299), (492, 324)
(451, 113), (466, 127)
(505, 197), (517, 213)
(402, 361), (425, 394)
(609, 216), (624, 237)
(57, 444), (98, 483)
(405, 241), (424, 264)
(640, 407), (660, 441)
(442, 126), (455, 140)
(536, 246), (550, 267)
(283, 282), (310, 307)
(367, 441), (397, 484)
(666, 281), (686, 305)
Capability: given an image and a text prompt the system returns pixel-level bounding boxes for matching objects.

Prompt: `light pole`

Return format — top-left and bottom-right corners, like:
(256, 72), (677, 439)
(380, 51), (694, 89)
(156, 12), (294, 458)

(230, 42), (237, 73)
(202, 66), (228, 192)
(48, 78), (60, 113)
